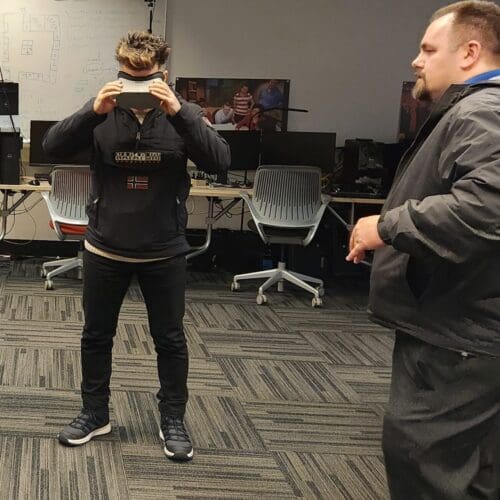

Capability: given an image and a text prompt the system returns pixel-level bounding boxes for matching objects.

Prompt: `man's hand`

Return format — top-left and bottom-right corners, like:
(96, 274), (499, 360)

(93, 80), (123, 115)
(346, 215), (385, 264)
(149, 70), (181, 116)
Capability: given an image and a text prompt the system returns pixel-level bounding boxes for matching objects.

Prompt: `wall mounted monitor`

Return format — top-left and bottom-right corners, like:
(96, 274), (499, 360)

(175, 77), (290, 132)
(29, 120), (92, 166)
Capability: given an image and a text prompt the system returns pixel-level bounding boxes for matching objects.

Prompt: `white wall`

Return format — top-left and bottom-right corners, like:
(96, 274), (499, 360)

(166, 0), (447, 145)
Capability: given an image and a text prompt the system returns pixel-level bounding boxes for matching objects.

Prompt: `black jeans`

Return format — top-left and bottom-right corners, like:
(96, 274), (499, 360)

(383, 332), (500, 500)
(81, 249), (188, 417)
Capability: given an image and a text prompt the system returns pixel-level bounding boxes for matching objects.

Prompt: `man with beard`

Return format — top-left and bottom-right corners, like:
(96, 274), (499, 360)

(347, 1), (500, 498)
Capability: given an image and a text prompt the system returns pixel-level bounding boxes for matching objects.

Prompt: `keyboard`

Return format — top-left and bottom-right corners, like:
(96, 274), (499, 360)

(34, 173), (51, 182)
(332, 191), (384, 199)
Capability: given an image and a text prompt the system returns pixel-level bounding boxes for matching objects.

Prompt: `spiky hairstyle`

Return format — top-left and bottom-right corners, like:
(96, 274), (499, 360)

(115, 31), (170, 69)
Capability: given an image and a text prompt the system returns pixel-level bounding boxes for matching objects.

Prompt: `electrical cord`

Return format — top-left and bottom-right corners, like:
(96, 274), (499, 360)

(3, 198), (38, 244)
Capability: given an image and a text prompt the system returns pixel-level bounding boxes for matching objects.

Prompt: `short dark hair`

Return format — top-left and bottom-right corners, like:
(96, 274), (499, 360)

(431, 1), (500, 55)
(116, 31), (170, 69)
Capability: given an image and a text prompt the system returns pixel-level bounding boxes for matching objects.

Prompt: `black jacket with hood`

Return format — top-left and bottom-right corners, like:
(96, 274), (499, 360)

(43, 98), (230, 259)
(370, 82), (500, 357)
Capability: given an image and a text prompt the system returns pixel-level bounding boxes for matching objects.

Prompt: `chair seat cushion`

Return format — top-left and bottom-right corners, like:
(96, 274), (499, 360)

(49, 220), (87, 236)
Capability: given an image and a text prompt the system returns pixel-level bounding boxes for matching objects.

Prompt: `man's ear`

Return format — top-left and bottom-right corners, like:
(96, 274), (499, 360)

(461, 40), (481, 70)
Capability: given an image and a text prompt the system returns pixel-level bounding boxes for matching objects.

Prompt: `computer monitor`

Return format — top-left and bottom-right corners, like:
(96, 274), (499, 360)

(260, 131), (336, 173)
(217, 130), (261, 184)
(29, 120), (92, 166)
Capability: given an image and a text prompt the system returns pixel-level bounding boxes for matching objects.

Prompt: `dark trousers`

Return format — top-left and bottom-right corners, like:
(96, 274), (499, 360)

(383, 332), (500, 500)
(81, 250), (188, 416)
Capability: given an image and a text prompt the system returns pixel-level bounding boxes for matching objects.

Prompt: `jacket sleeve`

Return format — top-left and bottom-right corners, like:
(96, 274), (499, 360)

(378, 105), (500, 264)
(169, 101), (231, 174)
(42, 99), (106, 159)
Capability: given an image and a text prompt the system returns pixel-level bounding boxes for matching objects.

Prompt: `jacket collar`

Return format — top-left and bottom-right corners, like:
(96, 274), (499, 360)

(390, 82), (500, 191)
(465, 69), (500, 84)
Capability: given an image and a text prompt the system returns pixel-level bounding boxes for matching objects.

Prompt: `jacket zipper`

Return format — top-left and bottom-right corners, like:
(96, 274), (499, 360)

(92, 197), (100, 226)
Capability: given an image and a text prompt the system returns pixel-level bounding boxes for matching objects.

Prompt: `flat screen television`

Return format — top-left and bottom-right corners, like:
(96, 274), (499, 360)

(175, 77), (290, 132)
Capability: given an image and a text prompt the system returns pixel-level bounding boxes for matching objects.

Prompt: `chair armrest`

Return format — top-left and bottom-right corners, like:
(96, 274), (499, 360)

(239, 191), (269, 244)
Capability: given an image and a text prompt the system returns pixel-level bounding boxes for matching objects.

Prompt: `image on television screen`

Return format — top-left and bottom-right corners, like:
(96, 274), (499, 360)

(175, 77), (290, 132)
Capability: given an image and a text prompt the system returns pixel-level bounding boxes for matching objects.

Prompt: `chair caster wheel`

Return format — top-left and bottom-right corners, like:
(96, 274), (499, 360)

(230, 282), (240, 292)
(256, 293), (267, 305)
(45, 280), (54, 290)
(312, 297), (322, 307)
(317, 287), (325, 297)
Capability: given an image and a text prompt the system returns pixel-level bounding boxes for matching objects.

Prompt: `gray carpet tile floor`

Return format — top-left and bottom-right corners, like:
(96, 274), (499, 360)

(0, 258), (393, 499)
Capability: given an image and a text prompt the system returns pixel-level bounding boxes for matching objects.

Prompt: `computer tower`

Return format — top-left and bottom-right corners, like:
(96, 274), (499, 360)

(0, 82), (19, 115)
(0, 128), (21, 184)
(380, 141), (409, 195)
(340, 139), (385, 194)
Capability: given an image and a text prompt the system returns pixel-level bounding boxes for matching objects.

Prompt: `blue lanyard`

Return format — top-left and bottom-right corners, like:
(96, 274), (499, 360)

(465, 69), (500, 84)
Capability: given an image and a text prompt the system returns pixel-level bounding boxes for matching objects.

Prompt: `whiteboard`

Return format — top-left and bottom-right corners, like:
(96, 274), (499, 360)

(0, 0), (167, 139)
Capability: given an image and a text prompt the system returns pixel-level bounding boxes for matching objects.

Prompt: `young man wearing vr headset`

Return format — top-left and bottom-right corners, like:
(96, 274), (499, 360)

(43, 31), (230, 461)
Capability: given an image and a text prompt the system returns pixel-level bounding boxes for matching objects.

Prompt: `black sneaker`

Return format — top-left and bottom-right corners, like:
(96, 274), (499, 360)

(58, 409), (111, 446)
(159, 415), (193, 461)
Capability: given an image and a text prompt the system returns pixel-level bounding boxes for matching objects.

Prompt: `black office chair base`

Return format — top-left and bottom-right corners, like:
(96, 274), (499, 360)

(41, 251), (83, 290)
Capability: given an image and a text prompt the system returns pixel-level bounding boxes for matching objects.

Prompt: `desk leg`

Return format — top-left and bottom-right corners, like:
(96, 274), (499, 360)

(326, 203), (357, 231)
(0, 190), (8, 241)
(327, 204), (350, 230)
(186, 197), (242, 260)
(327, 202), (373, 267)
(186, 197), (214, 260)
(348, 202), (355, 230)
(0, 190), (35, 242)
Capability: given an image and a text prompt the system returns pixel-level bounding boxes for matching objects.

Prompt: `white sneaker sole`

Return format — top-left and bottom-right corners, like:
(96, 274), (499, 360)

(159, 428), (194, 460)
(59, 423), (112, 446)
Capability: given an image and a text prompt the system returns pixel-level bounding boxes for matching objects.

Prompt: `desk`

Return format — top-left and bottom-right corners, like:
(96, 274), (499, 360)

(0, 177), (50, 241)
(327, 196), (386, 231)
(187, 185), (251, 259)
(0, 180), (250, 254)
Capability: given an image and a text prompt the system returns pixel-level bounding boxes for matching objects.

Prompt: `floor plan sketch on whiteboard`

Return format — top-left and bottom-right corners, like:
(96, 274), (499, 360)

(4, 9), (61, 84)
(0, 0), (167, 139)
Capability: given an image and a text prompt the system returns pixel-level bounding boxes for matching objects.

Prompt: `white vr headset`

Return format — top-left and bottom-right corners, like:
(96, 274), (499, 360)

(116, 71), (163, 110)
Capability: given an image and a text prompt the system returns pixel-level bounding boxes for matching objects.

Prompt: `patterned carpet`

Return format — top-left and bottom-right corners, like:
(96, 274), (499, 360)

(0, 259), (393, 499)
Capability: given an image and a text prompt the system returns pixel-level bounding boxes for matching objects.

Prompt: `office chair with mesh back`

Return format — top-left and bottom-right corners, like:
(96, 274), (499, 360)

(41, 167), (91, 290)
(231, 165), (331, 307)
